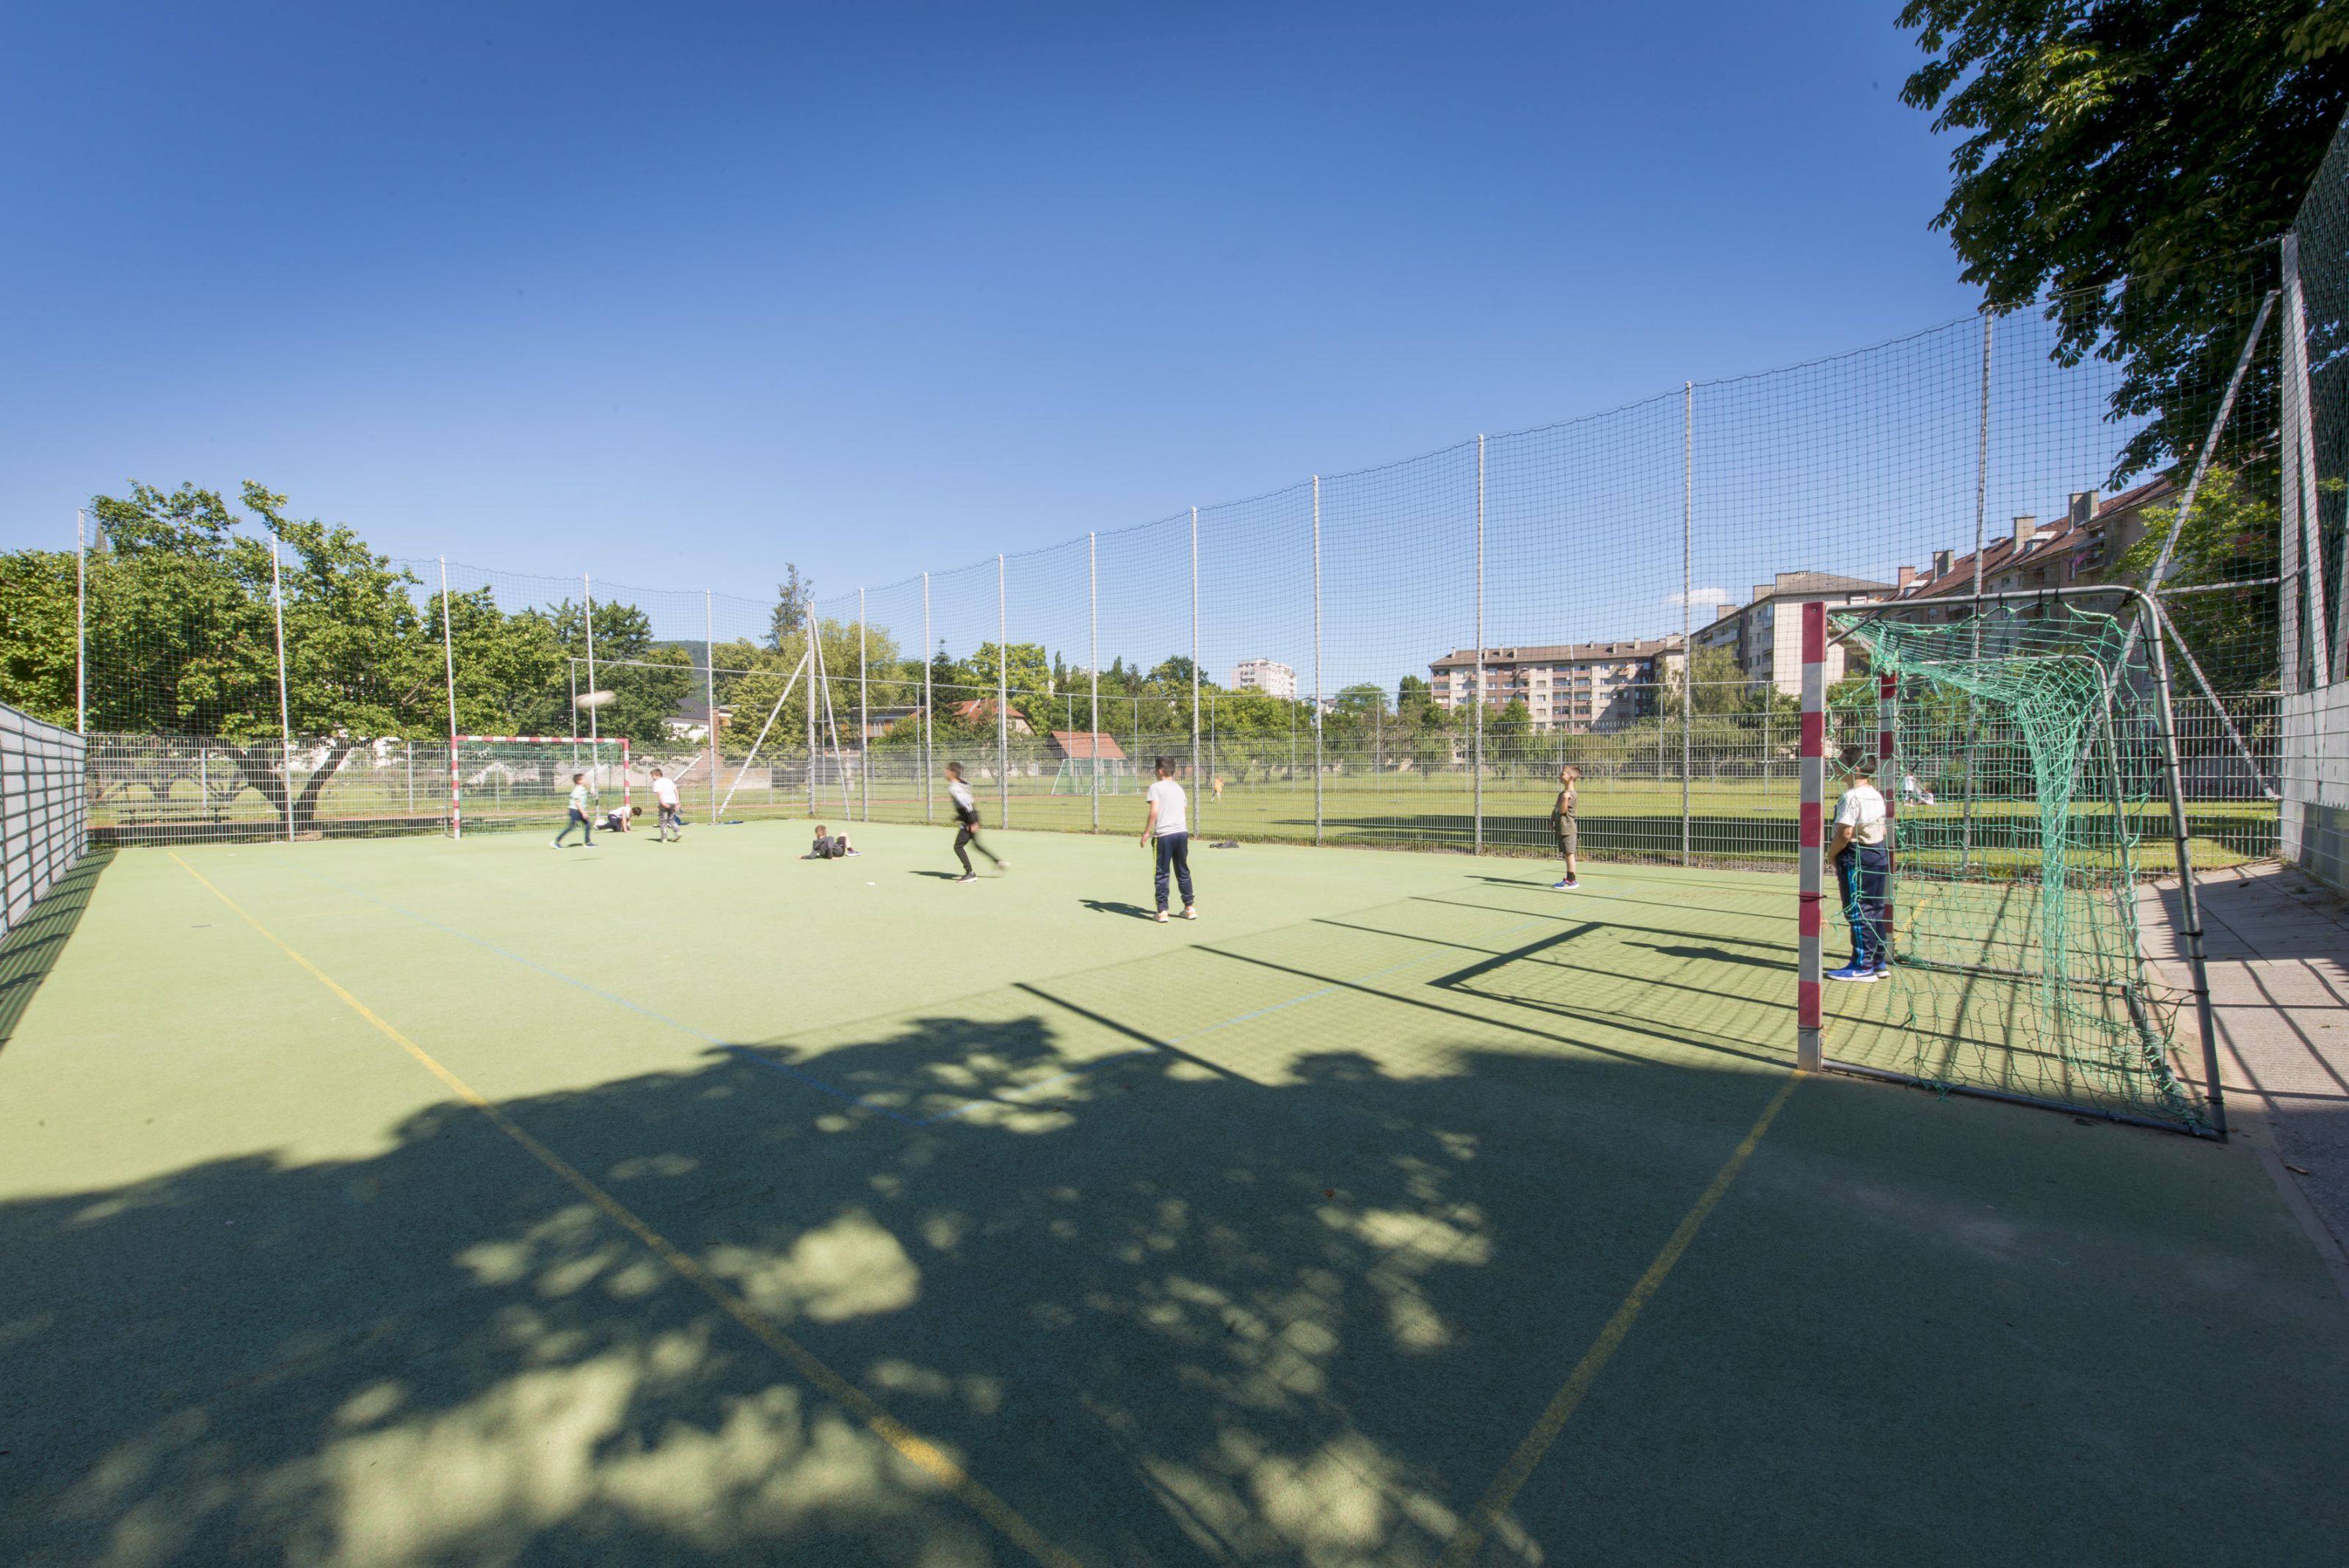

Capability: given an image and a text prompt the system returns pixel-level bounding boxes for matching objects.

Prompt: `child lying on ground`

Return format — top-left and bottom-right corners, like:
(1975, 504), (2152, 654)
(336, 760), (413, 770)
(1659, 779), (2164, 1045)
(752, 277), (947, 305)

(804, 824), (857, 859)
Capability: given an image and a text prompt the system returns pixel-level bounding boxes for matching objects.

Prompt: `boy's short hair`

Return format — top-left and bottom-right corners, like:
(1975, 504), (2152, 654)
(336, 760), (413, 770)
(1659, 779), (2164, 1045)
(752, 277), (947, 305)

(815, 824), (827, 835)
(572, 772), (584, 782)
(630, 805), (642, 816)
(652, 766), (664, 775)
(1155, 756), (1173, 774)
(945, 761), (962, 776)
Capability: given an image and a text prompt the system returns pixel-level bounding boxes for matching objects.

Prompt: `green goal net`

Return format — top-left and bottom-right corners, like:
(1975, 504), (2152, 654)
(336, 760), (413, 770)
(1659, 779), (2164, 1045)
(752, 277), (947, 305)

(1826, 600), (2211, 1132)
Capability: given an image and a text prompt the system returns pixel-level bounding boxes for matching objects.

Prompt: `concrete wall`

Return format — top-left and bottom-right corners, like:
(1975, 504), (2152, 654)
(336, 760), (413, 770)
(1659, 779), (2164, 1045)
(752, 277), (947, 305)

(2281, 679), (2349, 888)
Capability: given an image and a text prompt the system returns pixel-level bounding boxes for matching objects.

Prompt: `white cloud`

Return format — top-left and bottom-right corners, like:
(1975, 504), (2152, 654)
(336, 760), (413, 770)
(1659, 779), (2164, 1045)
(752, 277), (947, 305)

(1668, 586), (1733, 609)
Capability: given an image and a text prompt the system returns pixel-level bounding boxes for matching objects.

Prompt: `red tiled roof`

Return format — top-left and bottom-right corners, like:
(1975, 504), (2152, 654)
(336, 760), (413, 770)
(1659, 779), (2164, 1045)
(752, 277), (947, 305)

(1049, 730), (1127, 760)
(1902, 477), (2175, 599)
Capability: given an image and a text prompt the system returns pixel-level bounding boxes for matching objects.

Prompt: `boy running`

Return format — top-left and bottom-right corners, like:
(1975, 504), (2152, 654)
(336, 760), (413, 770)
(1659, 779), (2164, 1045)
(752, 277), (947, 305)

(1139, 757), (1195, 923)
(945, 762), (1003, 882)
(552, 772), (595, 848)
(651, 766), (683, 842)
(1826, 761), (1891, 981)
(1549, 764), (1580, 890)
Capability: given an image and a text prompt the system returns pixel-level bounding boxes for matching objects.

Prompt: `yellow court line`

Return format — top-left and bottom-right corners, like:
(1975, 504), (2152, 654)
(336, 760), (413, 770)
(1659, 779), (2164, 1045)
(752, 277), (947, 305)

(1439, 1072), (1801, 1568)
(168, 852), (1084, 1568)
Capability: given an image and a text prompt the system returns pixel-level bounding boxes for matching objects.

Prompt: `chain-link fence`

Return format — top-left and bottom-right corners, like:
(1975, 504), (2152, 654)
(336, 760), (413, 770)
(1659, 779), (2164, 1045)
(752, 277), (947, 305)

(7, 178), (2319, 869)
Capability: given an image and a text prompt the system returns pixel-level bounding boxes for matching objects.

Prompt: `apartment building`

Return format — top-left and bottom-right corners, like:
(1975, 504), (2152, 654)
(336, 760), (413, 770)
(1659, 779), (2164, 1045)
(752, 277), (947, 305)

(1896, 481), (2175, 611)
(1426, 638), (1686, 733)
(1231, 658), (1298, 700)
(1691, 570), (1901, 694)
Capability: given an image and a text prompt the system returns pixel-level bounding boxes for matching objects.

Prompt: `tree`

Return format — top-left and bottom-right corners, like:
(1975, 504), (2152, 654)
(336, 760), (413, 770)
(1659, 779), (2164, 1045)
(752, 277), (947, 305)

(2116, 462), (2284, 687)
(1333, 681), (1389, 720)
(0, 550), (81, 727)
(520, 598), (694, 747)
(966, 641), (1052, 697)
(1899, 1), (2349, 473)
(769, 564), (813, 647)
(1484, 699), (1533, 771)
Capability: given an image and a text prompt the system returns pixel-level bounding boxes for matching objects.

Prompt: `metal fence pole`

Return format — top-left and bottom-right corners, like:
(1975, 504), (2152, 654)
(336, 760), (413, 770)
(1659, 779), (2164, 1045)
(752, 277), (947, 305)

(997, 553), (1010, 830)
(859, 587), (870, 823)
(1089, 531), (1100, 832)
(1961, 308), (1992, 876)
(1473, 435), (1485, 854)
(1681, 381), (1693, 868)
(1190, 506), (1201, 821)
(705, 589), (719, 824)
(804, 587), (817, 817)
(1313, 475), (1324, 846)
(2283, 235), (2331, 689)
(922, 571), (934, 824)
(270, 532), (294, 843)
(440, 557), (460, 838)
(74, 509), (87, 735)
(2282, 234), (2306, 698)
(583, 574), (598, 757)
(2140, 596), (2227, 1137)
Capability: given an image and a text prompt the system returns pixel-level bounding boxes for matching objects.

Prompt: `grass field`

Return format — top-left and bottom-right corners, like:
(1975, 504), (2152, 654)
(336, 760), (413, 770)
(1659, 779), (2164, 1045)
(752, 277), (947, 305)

(3, 821), (2343, 1564)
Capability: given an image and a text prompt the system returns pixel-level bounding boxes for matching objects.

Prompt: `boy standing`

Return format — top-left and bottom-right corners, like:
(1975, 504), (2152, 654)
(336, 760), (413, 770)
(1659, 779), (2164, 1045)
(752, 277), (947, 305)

(945, 762), (1003, 882)
(1549, 764), (1580, 890)
(1826, 761), (1890, 980)
(1139, 757), (1195, 923)
(651, 766), (683, 843)
(553, 772), (595, 848)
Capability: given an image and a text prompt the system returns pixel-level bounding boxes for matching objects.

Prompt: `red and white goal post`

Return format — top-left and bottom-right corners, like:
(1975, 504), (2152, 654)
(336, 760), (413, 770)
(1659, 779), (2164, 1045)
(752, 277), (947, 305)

(447, 734), (629, 839)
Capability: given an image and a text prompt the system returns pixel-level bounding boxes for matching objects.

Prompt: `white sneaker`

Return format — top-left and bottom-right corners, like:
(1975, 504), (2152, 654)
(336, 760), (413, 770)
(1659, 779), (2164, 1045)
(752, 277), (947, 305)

(956, 874), (979, 884)
(1155, 910), (1169, 923)
(1182, 907), (1197, 921)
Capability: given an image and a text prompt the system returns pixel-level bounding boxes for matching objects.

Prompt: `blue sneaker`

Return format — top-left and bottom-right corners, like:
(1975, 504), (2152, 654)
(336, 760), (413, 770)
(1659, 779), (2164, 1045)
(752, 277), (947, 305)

(1825, 964), (1881, 983)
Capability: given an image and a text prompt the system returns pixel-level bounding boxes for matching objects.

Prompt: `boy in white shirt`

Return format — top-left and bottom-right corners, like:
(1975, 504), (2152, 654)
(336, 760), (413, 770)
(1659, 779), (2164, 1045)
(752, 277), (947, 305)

(552, 772), (596, 848)
(945, 762), (1003, 882)
(1826, 761), (1889, 980)
(650, 766), (683, 843)
(1139, 757), (1195, 923)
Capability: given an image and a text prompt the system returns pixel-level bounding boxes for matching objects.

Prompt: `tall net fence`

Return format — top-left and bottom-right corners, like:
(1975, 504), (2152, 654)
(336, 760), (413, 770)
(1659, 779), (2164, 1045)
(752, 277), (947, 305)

(2280, 115), (2349, 884)
(3, 179), (2315, 866)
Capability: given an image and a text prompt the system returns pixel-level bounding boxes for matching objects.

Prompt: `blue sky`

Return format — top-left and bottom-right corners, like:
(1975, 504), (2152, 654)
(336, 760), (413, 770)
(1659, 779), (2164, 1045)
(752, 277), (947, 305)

(1, 0), (1979, 617)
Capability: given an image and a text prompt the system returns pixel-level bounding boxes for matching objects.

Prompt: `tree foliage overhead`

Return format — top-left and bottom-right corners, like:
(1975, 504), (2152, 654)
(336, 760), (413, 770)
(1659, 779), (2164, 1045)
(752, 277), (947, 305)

(1900, 0), (2349, 471)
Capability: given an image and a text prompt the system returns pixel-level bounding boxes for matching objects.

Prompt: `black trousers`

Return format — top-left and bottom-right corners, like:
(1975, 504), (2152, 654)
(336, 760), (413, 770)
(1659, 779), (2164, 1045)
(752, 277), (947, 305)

(1154, 832), (1193, 911)
(954, 822), (997, 874)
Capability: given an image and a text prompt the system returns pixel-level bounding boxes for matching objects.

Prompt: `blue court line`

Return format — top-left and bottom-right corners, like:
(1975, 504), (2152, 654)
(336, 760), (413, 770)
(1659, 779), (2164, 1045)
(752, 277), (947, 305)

(290, 865), (1570, 1128)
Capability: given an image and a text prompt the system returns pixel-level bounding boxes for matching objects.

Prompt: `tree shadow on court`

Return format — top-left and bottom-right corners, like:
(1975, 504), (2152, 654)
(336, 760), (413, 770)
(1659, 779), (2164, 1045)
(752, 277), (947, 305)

(0, 846), (112, 1059)
(5, 1006), (2349, 1566)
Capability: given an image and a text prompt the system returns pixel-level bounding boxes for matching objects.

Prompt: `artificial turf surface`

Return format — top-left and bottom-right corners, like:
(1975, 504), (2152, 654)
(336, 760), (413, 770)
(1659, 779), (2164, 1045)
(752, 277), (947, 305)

(0, 819), (2342, 1564)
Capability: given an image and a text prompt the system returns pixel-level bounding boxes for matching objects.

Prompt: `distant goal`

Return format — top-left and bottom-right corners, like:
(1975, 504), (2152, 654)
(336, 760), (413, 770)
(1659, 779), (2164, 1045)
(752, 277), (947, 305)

(449, 735), (629, 838)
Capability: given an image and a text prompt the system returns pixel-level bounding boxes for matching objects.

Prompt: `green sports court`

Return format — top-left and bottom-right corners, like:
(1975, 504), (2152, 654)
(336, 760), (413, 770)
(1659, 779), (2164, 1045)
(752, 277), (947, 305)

(4, 820), (2345, 1565)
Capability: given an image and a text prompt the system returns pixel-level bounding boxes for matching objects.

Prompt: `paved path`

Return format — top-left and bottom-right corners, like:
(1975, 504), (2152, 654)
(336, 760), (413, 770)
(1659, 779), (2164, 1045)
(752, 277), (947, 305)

(2146, 863), (2349, 1301)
